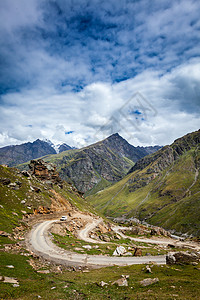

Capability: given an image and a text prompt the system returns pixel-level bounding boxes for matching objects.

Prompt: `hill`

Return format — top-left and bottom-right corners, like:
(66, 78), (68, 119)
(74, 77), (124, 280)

(0, 160), (92, 234)
(87, 130), (200, 237)
(39, 133), (160, 195)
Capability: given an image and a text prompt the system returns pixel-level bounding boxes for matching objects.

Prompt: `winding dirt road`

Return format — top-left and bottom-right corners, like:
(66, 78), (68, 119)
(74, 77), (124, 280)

(28, 219), (166, 268)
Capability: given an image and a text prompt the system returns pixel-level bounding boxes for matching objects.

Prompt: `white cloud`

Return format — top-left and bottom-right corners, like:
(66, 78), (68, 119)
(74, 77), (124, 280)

(0, 59), (199, 148)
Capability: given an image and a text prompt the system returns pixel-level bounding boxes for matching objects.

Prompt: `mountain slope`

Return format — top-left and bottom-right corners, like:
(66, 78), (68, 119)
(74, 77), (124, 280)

(0, 160), (92, 234)
(87, 129), (200, 237)
(0, 140), (74, 166)
(42, 133), (160, 195)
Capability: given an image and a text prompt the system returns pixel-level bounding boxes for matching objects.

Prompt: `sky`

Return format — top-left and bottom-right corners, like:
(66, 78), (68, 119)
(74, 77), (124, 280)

(0, 0), (200, 148)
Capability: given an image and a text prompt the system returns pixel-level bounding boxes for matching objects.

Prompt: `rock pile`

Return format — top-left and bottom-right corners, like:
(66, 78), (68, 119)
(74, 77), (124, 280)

(29, 159), (62, 186)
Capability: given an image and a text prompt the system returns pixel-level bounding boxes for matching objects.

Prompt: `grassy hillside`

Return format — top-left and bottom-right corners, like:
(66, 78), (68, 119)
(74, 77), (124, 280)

(0, 164), (93, 233)
(87, 133), (200, 237)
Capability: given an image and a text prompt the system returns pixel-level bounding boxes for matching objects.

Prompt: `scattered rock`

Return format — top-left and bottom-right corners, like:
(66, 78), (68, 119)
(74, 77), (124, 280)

(145, 265), (152, 273)
(21, 200), (26, 204)
(6, 265), (14, 268)
(13, 284), (20, 287)
(98, 224), (108, 233)
(123, 252), (133, 256)
(134, 247), (142, 256)
(0, 177), (11, 185)
(167, 251), (200, 265)
(99, 281), (108, 287)
(100, 235), (110, 242)
(0, 231), (10, 237)
(112, 277), (128, 287)
(140, 278), (159, 287)
(37, 270), (50, 274)
(113, 246), (126, 256)
(82, 245), (92, 250)
(8, 183), (19, 190)
(168, 244), (176, 248)
(21, 170), (31, 177)
(2, 277), (19, 284)
(93, 245), (99, 249)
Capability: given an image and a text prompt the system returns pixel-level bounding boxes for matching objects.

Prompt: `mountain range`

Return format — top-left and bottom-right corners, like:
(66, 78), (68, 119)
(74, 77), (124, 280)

(0, 134), (160, 195)
(87, 129), (200, 236)
(41, 133), (161, 195)
(0, 139), (74, 167)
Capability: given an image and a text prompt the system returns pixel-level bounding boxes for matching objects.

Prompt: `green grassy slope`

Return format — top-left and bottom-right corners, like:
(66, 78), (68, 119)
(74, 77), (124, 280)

(87, 144), (200, 237)
(0, 165), (93, 233)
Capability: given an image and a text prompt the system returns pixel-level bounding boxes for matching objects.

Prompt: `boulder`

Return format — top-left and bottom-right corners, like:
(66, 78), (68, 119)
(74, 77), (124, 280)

(0, 231), (10, 237)
(145, 265), (152, 273)
(140, 278), (159, 287)
(98, 224), (108, 233)
(113, 246), (126, 256)
(21, 170), (31, 177)
(99, 281), (108, 287)
(82, 245), (92, 250)
(112, 277), (128, 287)
(0, 177), (11, 185)
(134, 247), (142, 256)
(167, 251), (200, 265)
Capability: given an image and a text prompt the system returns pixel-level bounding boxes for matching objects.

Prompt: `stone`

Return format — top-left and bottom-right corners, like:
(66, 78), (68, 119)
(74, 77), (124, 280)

(140, 278), (159, 287)
(82, 245), (92, 250)
(98, 224), (108, 233)
(22, 170), (31, 177)
(8, 183), (19, 190)
(112, 277), (128, 287)
(99, 281), (108, 287)
(145, 265), (152, 273)
(167, 251), (200, 265)
(93, 245), (99, 249)
(6, 265), (14, 268)
(101, 235), (110, 242)
(113, 246), (126, 256)
(134, 247), (142, 256)
(37, 270), (50, 274)
(0, 177), (11, 185)
(21, 200), (26, 204)
(123, 252), (133, 256)
(3, 277), (19, 284)
(0, 231), (10, 237)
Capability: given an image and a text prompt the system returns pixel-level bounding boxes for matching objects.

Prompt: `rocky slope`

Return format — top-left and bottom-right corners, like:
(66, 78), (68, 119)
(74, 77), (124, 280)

(0, 140), (73, 167)
(87, 129), (200, 237)
(0, 159), (92, 234)
(42, 133), (160, 195)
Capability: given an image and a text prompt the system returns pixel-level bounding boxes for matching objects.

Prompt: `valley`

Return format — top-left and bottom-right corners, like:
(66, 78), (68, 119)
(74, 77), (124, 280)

(0, 130), (200, 299)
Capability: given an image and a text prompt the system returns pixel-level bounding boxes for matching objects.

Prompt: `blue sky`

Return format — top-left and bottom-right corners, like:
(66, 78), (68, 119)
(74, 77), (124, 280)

(0, 0), (200, 147)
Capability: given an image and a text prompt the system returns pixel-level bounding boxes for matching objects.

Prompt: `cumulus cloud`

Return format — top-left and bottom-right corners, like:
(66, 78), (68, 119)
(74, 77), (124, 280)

(0, 0), (200, 148)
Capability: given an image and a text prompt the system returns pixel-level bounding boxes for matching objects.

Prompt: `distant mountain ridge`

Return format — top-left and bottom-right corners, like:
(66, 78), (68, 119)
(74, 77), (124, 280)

(0, 139), (73, 166)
